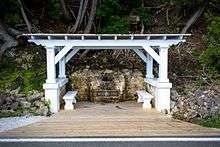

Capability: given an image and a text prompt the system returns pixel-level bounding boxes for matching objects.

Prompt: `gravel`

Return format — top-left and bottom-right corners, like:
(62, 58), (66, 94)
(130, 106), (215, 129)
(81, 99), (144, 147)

(0, 115), (46, 132)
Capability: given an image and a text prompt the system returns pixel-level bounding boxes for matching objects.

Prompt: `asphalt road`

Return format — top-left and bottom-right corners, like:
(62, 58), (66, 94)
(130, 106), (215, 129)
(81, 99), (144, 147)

(1, 137), (220, 147)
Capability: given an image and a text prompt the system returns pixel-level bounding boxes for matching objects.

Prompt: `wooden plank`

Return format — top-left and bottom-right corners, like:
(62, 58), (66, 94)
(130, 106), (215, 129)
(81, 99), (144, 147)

(0, 102), (219, 137)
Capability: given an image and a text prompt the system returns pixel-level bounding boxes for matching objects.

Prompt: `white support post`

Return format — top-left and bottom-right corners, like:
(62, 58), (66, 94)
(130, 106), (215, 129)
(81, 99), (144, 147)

(154, 46), (171, 114)
(43, 46), (60, 113)
(146, 54), (154, 79)
(158, 47), (169, 83)
(46, 47), (56, 83)
(58, 57), (66, 79)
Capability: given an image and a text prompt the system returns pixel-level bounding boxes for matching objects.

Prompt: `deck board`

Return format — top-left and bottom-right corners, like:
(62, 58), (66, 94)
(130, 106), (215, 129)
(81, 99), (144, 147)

(0, 101), (220, 137)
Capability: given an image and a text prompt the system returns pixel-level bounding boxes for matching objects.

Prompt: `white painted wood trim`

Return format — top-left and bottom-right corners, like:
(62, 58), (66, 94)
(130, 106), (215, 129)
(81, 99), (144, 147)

(142, 45), (161, 64)
(55, 46), (72, 64)
(146, 54), (154, 78)
(132, 49), (147, 63)
(45, 47), (56, 83)
(65, 48), (80, 63)
(158, 47), (169, 82)
(23, 33), (191, 39)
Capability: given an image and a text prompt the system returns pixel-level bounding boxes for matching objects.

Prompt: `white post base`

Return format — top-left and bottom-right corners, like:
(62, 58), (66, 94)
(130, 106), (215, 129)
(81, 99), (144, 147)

(155, 82), (172, 114)
(43, 83), (60, 113)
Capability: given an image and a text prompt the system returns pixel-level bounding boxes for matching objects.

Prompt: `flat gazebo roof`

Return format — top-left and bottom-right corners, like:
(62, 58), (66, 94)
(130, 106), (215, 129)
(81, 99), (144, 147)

(23, 33), (191, 41)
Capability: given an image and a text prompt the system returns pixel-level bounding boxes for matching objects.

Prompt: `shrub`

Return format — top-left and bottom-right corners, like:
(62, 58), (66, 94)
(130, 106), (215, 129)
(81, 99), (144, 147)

(49, 0), (62, 22)
(199, 44), (220, 73)
(134, 7), (152, 25)
(4, 13), (23, 26)
(101, 16), (129, 33)
(198, 116), (220, 128)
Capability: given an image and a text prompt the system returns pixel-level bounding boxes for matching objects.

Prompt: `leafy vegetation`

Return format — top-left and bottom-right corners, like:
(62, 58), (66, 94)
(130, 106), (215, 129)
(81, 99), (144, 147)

(96, 0), (152, 33)
(4, 13), (23, 26)
(192, 13), (220, 84)
(0, 45), (46, 94)
(101, 16), (129, 33)
(0, 0), (22, 27)
(198, 116), (220, 128)
(134, 7), (152, 26)
(49, 0), (62, 22)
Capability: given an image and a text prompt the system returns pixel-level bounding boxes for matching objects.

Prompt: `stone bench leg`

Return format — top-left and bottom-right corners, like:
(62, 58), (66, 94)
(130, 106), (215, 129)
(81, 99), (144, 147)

(143, 99), (151, 109)
(64, 99), (74, 110)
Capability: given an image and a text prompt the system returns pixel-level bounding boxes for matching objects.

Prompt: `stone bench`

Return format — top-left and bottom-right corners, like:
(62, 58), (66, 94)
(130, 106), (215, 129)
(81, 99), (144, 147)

(63, 91), (77, 110)
(137, 90), (153, 109)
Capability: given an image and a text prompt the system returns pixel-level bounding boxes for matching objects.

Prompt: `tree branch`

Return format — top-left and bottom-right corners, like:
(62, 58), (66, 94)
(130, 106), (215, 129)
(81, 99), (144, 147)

(181, 1), (208, 34)
(79, 0), (89, 27)
(60, 0), (71, 21)
(69, 0), (84, 33)
(84, 0), (97, 33)
(17, 0), (32, 33)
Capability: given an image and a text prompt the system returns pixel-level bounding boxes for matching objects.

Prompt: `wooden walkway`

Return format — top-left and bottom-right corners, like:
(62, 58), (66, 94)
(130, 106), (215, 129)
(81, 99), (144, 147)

(0, 101), (220, 137)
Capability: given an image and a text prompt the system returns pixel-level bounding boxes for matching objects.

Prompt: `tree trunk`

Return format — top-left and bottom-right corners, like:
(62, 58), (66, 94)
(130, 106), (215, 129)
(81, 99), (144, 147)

(60, 0), (71, 21)
(181, 1), (208, 34)
(84, 0), (97, 33)
(17, 0), (32, 33)
(70, 0), (84, 33)
(79, 0), (89, 27)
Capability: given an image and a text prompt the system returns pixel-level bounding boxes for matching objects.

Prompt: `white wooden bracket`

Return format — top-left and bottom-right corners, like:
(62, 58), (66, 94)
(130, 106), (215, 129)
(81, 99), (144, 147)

(55, 46), (73, 64)
(65, 48), (80, 63)
(132, 49), (147, 63)
(142, 45), (161, 64)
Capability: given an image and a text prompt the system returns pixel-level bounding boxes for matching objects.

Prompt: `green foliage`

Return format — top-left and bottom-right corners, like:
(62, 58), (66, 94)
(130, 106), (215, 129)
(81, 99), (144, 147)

(134, 7), (152, 25)
(96, 0), (122, 18)
(101, 16), (129, 33)
(0, 107), (42, 118)
(198, 115), (220, 128)
(192, 13), (220, 84)
(198, 14), (220, 74)
(49, 0), (62, 22)
(199, 44), (220, 72)
(205, 14), (220, 45)
(43, 99), (51, 108)
(0, 0), (22, 26)
(0, 70), (17, 90)
(96, 0), (130, 33)
(4, 13), (23, 26)
(160, 0), (204, 5)
(0, 68), (45, 94)
(0, 45), (46, 94)
(127, 0), (143, 10)
(0, 0), (20, 16)
(18, 69), (46, 94)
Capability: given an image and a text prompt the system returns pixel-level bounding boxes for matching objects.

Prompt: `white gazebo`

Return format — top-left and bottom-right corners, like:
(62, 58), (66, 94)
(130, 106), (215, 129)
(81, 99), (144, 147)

(23, 34), (190, 113)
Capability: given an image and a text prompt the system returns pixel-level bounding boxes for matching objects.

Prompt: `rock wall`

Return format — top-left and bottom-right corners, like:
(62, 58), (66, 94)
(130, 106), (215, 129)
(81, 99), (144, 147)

(69, 69), (145, 102)
(0, 89), (50, 117)
(171, 89), (220, 122)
